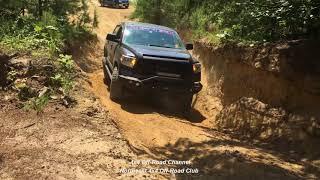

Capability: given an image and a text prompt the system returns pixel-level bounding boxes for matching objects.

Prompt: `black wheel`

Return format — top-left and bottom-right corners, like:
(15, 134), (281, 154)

(102, 63), (110, 85)
(110, 66), (123, 101)
(181, 94), (193, 114)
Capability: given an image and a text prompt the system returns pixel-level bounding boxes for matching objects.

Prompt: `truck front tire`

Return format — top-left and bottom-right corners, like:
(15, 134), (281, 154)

(181, 94), (193, 114)
(110, 66), (123, 101)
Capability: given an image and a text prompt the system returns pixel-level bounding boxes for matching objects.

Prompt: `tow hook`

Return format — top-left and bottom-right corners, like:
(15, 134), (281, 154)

(193, 82), (203, 93)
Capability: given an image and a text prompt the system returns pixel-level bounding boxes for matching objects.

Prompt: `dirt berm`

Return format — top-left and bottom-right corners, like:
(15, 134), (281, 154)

(193, 40), (320, 150)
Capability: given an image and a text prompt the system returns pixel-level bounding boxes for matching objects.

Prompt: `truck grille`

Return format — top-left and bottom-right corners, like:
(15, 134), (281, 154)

(139, 55), (191, 79)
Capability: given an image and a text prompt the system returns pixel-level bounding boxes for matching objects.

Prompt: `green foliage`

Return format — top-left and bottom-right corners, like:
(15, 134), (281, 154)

(0, 0), (95, 56)
(7, 70), (18, 83)
(18, 85), (38, 101)
(0, 0), (94, 113)
(50, 54), (75, 95)
(132, 0), (320, 43)
(0, 15), (63, 56)
(23, 94), (50, 114)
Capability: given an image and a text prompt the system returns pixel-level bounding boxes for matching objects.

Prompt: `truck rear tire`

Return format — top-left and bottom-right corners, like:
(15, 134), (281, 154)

(110, 66), (123, 101)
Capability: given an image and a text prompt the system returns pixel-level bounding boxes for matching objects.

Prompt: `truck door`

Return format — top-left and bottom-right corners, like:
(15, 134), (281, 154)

(108, 25), (122, 67)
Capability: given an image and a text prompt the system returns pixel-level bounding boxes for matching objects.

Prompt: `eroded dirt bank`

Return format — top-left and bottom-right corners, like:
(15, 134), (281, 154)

(192, 41), (320, 146)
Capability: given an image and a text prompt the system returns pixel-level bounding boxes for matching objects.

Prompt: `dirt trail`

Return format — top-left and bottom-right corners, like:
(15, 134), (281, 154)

(87, 0), (217, 150)
(82, 1), (317, 179)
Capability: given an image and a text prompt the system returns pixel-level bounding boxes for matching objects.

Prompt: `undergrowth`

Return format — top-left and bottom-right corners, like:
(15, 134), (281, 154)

(0, 0), (97, 113)
(132, 0), (320, 44)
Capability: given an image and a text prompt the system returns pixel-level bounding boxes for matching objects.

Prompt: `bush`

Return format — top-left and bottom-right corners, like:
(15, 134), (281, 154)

(132, 0), (320, 43)
(0, 0), (94, 56)
(0, 15), (63, 57)
(50, 54), (75, 95)
(23, 94), (50, 114)
(0, 0), (94, 112)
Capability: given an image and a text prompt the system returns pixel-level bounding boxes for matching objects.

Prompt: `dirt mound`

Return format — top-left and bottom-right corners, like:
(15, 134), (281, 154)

(70, 36), (102, 73)
(193, 40), (320, 142)
(193, 40), (320, 113)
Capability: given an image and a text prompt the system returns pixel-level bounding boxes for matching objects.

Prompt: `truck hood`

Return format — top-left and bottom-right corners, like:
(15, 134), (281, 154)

(126, 44), (191, 60)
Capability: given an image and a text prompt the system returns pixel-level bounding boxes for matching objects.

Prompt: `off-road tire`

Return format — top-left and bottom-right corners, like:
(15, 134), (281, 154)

(102, 62), (110, 85)
(110, 66), (123, 101)
(181, 94), (193, 115)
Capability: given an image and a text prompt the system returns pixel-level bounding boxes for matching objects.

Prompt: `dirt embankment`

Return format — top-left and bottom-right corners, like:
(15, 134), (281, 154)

(193, 40), (320, 149)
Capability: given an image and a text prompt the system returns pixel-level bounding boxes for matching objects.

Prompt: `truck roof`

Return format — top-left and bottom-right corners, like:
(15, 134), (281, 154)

(122, 21), (176, 32)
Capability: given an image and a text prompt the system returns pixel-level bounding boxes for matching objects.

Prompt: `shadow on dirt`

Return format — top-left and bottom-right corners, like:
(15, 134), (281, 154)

(0, 54), (9, 87)
(0, 154), (4, 169)
(147, 138), (319, 180)
(116, 95), (206, 123)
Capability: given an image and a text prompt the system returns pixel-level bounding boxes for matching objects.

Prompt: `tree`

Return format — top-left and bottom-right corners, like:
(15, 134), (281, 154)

(132, 0), (320, 42)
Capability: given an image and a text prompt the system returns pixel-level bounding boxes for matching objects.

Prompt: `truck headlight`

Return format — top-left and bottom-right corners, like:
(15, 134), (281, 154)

(120, 55), (137, 68)
(193, 63), (201, 73)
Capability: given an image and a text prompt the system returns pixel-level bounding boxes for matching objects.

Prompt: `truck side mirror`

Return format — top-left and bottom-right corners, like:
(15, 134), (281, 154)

(106, 33), (119, 42)
(185, 43), (193, 50)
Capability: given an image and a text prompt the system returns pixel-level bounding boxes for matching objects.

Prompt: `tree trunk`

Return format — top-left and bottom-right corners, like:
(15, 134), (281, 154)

(38, 0), (43, 18)
(154, 0), (162, 25)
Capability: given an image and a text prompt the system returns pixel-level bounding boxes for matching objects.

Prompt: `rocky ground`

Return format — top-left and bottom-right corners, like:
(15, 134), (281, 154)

(0, 80), (164, 179)
(0, 51), (163, 179)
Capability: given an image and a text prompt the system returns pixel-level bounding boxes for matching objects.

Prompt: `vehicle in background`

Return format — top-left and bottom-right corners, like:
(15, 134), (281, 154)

(100, 0), (129, 9)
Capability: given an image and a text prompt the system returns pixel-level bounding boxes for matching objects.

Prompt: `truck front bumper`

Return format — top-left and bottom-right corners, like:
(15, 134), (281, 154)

(117, 2), (129, 7)
(118, 75), (203, 94)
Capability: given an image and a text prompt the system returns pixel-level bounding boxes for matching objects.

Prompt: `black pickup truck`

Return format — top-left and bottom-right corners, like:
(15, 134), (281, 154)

(103, 22), (202, 112)
(100, 0), (129, 8)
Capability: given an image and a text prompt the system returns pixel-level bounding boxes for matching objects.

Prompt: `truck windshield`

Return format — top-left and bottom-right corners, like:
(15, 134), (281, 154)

(123, 25), (185, 49)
